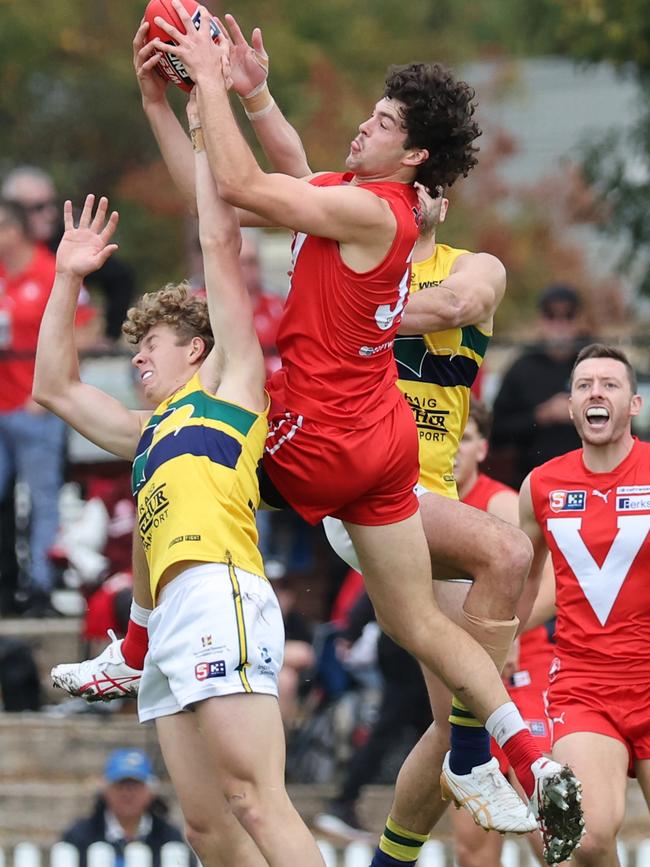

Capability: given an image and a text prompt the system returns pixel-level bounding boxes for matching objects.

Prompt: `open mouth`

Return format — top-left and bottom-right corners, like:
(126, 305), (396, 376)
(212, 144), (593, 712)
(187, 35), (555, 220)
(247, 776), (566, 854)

(141, 371), (153, 383)
(585, 405), (609, 428)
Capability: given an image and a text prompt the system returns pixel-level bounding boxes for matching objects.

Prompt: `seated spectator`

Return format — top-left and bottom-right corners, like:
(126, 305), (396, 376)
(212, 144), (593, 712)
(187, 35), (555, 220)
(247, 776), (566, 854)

(313, 587), (431, 840)
(61, 748), (191, 867)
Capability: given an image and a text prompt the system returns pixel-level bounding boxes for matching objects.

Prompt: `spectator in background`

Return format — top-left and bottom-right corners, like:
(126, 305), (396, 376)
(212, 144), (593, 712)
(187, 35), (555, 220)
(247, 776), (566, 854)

(268, 561), (316, 730)
(0, 198), (94, 616)
(239, 228), (284, 379)
(313, 586), (431, 841)
(61, 748), (190, 867)
(490, 285), (587, 487)
(2, 166), (136, 342)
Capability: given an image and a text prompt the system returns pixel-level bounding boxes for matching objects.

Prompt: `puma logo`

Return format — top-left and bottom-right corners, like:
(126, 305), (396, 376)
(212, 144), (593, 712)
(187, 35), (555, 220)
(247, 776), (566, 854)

(552, 713), (566, 726)
(593, 489), (612, 503)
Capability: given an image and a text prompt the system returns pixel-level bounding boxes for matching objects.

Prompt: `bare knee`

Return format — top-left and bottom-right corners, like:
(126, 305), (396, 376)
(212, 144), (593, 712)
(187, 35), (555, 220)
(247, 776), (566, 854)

(454, 834), (500, 867)
(480, 527), (533, 607)
(224, 780), (289, 839)
(184, 817), (220, 863)
(573, 829), (617, 866)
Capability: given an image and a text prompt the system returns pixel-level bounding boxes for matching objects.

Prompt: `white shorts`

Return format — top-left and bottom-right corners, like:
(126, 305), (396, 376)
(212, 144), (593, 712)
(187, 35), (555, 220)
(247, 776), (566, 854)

(322, 483), (432, 573)
(322, 483), (471, 584)
(138, 563), (285, 723)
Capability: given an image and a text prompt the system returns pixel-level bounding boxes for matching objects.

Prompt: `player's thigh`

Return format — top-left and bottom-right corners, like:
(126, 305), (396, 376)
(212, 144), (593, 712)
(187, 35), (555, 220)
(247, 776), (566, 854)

(344, 512), (435, 630)
(156, 711), (237, 833)
(553, 731), (629, 843)
(451, 806), (503, 867)
(419, 492), (528, 579)
(194, 692), (287, 791)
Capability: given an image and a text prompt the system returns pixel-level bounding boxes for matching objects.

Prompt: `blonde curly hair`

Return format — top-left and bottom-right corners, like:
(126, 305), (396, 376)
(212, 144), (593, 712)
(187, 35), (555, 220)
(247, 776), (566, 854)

(122, 282), (214, 360)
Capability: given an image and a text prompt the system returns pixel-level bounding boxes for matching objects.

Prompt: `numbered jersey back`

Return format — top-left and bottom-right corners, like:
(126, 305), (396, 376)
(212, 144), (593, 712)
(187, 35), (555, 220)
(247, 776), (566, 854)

(269, 172), (420, 429)
(530, 438), (650, 680)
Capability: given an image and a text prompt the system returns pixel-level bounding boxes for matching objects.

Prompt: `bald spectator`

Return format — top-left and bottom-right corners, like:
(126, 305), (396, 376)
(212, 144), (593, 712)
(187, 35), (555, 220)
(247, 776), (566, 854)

(2, 166), (135, 342)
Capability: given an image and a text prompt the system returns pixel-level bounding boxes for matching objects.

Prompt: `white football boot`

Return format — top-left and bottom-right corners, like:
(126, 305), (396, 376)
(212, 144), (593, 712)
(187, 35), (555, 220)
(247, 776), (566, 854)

(51, 630), (142, 701)
(440, 752), (537, 834)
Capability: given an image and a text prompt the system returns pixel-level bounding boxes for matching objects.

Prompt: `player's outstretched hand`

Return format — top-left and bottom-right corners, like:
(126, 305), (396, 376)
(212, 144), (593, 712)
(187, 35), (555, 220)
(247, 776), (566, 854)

(218, 13), (268, 98)
(55, 196), (119, 279)
(133, 18), (168, 107)
(151, 0), (225, 85)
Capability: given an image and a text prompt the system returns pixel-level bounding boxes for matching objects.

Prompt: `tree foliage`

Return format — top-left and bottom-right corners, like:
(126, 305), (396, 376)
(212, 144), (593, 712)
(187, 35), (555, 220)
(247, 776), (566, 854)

(0, 0), (635, 315)
(516, 0), (650, 295)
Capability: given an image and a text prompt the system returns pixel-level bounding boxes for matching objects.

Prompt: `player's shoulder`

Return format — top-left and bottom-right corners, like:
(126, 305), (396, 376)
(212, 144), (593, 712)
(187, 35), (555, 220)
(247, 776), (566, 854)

(530, 448), (585, 487)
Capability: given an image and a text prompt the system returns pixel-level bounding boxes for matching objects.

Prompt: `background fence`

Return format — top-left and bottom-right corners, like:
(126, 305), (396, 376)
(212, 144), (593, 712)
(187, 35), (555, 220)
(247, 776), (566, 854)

(4, 839), (650, 867)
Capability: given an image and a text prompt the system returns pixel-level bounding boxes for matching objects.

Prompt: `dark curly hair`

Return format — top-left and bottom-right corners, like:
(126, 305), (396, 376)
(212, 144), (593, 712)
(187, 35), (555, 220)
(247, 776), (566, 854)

(122, 282), (214, 361)
(384, 63), (481, 190)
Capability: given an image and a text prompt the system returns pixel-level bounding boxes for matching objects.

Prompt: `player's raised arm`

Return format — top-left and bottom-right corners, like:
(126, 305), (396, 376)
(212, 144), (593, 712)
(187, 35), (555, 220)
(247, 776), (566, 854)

(150, 5), (397, 251)
(220, 13), (312, 178)
(33, 197), (146, 459)
(134, 19), (198, 214)
(189, 94), (266, 411)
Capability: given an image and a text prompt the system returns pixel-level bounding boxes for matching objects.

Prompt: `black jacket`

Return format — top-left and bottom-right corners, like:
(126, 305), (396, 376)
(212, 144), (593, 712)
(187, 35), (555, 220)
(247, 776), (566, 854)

(61, 795), (190, 867)
(490, 346), (582, 486)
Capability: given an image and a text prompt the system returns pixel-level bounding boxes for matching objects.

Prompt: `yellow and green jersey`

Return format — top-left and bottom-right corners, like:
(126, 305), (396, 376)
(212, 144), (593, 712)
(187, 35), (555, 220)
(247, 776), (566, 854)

(132, 372), (268, 598)
(395, 243), (491, 498)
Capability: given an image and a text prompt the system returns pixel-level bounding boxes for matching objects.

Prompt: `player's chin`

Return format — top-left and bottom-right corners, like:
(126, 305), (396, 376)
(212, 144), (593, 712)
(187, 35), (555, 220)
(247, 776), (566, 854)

(580, 421), (614, 444)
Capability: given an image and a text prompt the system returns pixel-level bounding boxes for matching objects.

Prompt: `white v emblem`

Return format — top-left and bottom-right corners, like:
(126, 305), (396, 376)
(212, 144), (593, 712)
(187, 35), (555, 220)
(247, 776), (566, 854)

(547, 515), (650, 625)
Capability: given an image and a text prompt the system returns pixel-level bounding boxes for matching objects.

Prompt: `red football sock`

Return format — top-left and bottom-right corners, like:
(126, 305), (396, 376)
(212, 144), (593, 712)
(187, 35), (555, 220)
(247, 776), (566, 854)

(120, 620), (149, 669)
(501, 729), (542, 798)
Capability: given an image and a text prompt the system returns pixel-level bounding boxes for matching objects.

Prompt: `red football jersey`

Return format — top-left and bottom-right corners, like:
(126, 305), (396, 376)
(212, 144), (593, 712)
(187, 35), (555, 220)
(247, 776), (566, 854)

(267, 172), (419, 429)
(0, 244), (94, 411)
(530, 438), (650, 681)
(462, 472), (514, 511)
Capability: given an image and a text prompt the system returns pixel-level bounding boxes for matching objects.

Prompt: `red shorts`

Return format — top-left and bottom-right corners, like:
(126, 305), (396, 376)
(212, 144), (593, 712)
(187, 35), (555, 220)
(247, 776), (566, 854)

(262, 396), (419, 526)
(546, 669), (650, 775)
(492, 670), (552, 775)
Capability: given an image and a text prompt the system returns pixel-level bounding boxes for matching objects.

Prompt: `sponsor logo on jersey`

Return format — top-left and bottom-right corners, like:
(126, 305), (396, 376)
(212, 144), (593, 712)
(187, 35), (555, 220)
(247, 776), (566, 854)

(549, 490), (586, 512)
(617, 494), (650, 511)
(617, 485), (650, 495)
(195, 660), (226, 680)
(359, 340), (394, 357)
(138, 483), (169, 536)
(592, 489), (612, 503)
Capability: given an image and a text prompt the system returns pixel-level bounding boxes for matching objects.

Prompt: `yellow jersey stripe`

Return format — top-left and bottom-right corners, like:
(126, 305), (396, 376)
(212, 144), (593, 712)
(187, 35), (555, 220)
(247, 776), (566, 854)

(228, 560), (253, 693)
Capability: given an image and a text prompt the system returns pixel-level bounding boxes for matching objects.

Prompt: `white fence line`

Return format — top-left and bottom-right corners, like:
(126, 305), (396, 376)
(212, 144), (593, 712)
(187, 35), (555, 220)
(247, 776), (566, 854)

(3, 839), (649, 867)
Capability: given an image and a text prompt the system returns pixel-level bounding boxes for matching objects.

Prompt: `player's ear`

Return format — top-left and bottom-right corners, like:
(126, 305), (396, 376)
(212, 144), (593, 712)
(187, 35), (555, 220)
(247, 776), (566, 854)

(439, 197), (449, 223)
(189, 336), (205, 361)
(568, 397), (574, 421)
(630, 393), (642, 418)
(404, 147), (429, 168)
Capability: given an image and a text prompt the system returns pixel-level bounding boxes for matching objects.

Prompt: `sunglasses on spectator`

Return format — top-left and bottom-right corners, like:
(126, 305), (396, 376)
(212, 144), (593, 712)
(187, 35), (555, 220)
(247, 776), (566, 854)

(542, 308), (578, 322)
(23, 200), (57, 213)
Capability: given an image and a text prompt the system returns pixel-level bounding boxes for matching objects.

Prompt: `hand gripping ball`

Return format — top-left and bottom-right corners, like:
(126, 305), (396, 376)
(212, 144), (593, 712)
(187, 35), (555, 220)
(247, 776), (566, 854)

(144, 0), (220, 92)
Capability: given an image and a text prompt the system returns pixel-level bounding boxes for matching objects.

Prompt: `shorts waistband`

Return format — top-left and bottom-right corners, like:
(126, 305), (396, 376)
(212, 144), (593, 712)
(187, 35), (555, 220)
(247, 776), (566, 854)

(157, 562), (229, 605)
